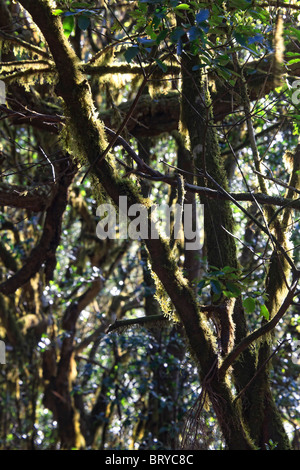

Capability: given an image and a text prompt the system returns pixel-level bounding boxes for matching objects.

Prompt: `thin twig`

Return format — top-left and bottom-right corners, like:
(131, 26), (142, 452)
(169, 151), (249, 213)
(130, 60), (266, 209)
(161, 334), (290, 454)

(221, 225), (268, 261)
(254, 170), (300, 195)
(39, 147), (56, 183)
(201, 169), (297, 274)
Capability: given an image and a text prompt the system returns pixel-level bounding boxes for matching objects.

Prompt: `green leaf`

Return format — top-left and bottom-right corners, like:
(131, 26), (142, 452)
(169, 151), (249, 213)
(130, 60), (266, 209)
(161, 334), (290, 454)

(288, 26), (300, 42)
(217, 53), (230, 66)
(249, 7), (269, 22)
(208, 265), (220, 271)
(155, 29), (168, 45)
(223, 290), (236, 299)
(198, 279), (206, 294)
(287, 58), (300, 66)
(228, 0), (252, 10)
(234, 32), (248, 47)
(154, 58), (168, 73)
(243, 297), (256, 314)
(63, 15), (75, 38)
(53, 9), (64, 16)
(210, 279), (222, 295)
(225, 281), (241, 297)
(286, 52), (300, 57)
(175, 3), (191, 10)
(124, 46), (139, 63)
(217, 66), (233, 80)
(259, 304), (270, 321)
(77, 15), (90, 31)
(222, 266), (238, 274)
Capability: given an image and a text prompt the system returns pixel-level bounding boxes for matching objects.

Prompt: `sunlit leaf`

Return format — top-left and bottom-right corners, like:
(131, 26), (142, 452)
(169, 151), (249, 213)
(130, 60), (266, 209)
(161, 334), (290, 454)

(174, 3), (191, 10)
(243, 297), (256, 314)
(260, 304), (270, 321)
(62, 15), (75, 38)
(52, 9), (64, 16)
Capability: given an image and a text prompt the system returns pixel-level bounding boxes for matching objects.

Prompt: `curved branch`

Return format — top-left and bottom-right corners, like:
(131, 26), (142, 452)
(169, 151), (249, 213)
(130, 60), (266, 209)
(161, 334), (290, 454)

(0, 160), (75, 295)
(219, 274), (300, 378)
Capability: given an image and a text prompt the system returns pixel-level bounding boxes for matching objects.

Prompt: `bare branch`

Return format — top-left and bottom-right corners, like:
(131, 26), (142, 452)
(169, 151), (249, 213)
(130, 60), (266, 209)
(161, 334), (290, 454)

(106, 314), (168, 334)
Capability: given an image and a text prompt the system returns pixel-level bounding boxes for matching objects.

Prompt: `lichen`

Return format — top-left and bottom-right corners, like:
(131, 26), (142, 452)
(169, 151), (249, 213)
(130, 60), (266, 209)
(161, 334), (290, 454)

(0, 64), (56, 89)
(150, 267), (178, 321)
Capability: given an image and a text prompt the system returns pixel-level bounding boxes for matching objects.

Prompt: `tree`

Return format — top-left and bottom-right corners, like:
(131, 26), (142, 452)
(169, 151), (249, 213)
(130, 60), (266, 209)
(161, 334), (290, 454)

(0, 0), (299, 450)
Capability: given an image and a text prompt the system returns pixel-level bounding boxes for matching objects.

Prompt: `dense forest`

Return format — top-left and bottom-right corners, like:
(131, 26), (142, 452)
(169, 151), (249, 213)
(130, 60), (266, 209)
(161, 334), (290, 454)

(0, 0), (300, 450)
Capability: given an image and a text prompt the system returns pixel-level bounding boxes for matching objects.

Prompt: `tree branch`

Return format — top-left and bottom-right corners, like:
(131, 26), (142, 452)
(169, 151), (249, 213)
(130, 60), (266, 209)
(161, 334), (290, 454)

(106, 314), (168, 333)
(0, 160), (74, 294)
(0, 29), (51, 58)
(219, 274), (300, 378)
(0, 182), (54, 212)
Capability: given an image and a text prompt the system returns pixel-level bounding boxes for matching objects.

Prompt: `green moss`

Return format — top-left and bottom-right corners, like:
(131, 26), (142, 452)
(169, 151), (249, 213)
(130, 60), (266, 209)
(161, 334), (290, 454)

(151, 270), (178, 321)
(115, 176), (145, 205)
(90, 174), (107, 206)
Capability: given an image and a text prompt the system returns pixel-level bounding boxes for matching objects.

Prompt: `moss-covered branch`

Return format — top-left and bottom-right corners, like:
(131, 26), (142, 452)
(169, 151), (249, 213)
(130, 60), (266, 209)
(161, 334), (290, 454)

(0, 62), (54, 85)
(0, 29), (51, 58)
